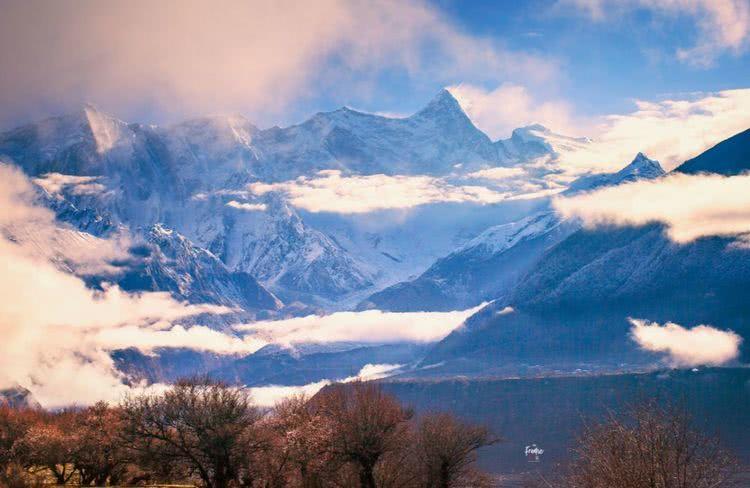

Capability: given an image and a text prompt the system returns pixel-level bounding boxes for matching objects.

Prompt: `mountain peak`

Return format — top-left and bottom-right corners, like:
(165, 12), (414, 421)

(565, 152), (664, 195)
(616, 152), (665, 179)
(414, 89), (466, 119)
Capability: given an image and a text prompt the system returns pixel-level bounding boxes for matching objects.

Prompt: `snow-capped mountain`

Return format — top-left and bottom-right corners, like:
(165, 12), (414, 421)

(0, 89), (608, 311)
(565, 152), (664, 193)
(361, 153), (665, 312)
(249, 89), (500, 178)
(3, 87), (747, 390)
(496, 123), (591, 164)
(361, 211), (574, 311)
(0, 90), (563, 307)
(220, 195), (376, 303)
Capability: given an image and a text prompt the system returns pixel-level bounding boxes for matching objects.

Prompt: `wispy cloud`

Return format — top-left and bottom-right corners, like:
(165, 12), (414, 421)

(33, 173), (108, 197)
(94, 324), (266, 355)
(630, 318), (742, 366)
(449, 83), (577, 139)
(0, 0), (556, 127)
(562, 0), (750, 66)
(554, 172), (750, 244)
(226, 200), (267, 212)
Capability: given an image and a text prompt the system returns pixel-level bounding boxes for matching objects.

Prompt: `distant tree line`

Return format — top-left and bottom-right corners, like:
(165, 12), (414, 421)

(0, 379), (498, 487)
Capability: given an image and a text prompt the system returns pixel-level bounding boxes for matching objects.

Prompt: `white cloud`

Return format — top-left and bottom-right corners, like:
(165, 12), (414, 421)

(554, 172), (750, 244)
(496, 306), (515, 316)
(557, 89), (750, 173)
(0, 164), (245, 407)
(33, 173), (108, 196)
(248, 380), (333, 408)
(449, 83), (577, 139)
(630, 318), (742, 366)
(0, 233), (233, 407)
(563, 0), (750, 66)
(249, 171), (507, 213)
(0, 0), (555, 127)
(234, 304), (486, 346)
(94, 324), (266, 355)
(1, 165), (126, 275)
(226, 200), (268, 212)
(466, 166), (528, 180)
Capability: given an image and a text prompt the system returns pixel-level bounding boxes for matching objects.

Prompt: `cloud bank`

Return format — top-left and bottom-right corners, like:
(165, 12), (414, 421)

(630, 318), (742, 366)
(553, 172), (750, 244)
(249, 171), (507, 213)
(234, 304), (486, 346)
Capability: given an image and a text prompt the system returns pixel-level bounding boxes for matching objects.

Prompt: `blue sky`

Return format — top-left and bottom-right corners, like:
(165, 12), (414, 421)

(288, 0), (750, 131)
(1, 0), (749, 139)
(437, 0), (750, 112)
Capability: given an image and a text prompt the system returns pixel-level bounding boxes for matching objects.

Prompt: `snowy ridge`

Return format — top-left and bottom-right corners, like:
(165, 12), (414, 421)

(457, 212), (562, 257)
(496, 124), (591, 164)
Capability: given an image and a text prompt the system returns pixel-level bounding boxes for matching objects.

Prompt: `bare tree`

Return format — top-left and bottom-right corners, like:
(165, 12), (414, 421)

(71, 402), (128, 486)
(314, 382), (414, 488)
(0, 406), (39, 487)
(262, 395), (336, 488)
(14, 409), (78, 485)
(564, 400), (739, 488)
(414, 412), (499, 488)
(119, 377), (265, 488)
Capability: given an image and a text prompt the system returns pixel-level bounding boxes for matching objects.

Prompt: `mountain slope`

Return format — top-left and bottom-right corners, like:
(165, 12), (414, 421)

(422, 136), (750, 375)
(118, 224), (282, 313)
(221, 196), (376, 303)
(362, 154), (664, 312)
(675, 128), (750, 175)
(361, 212), (575, 311)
